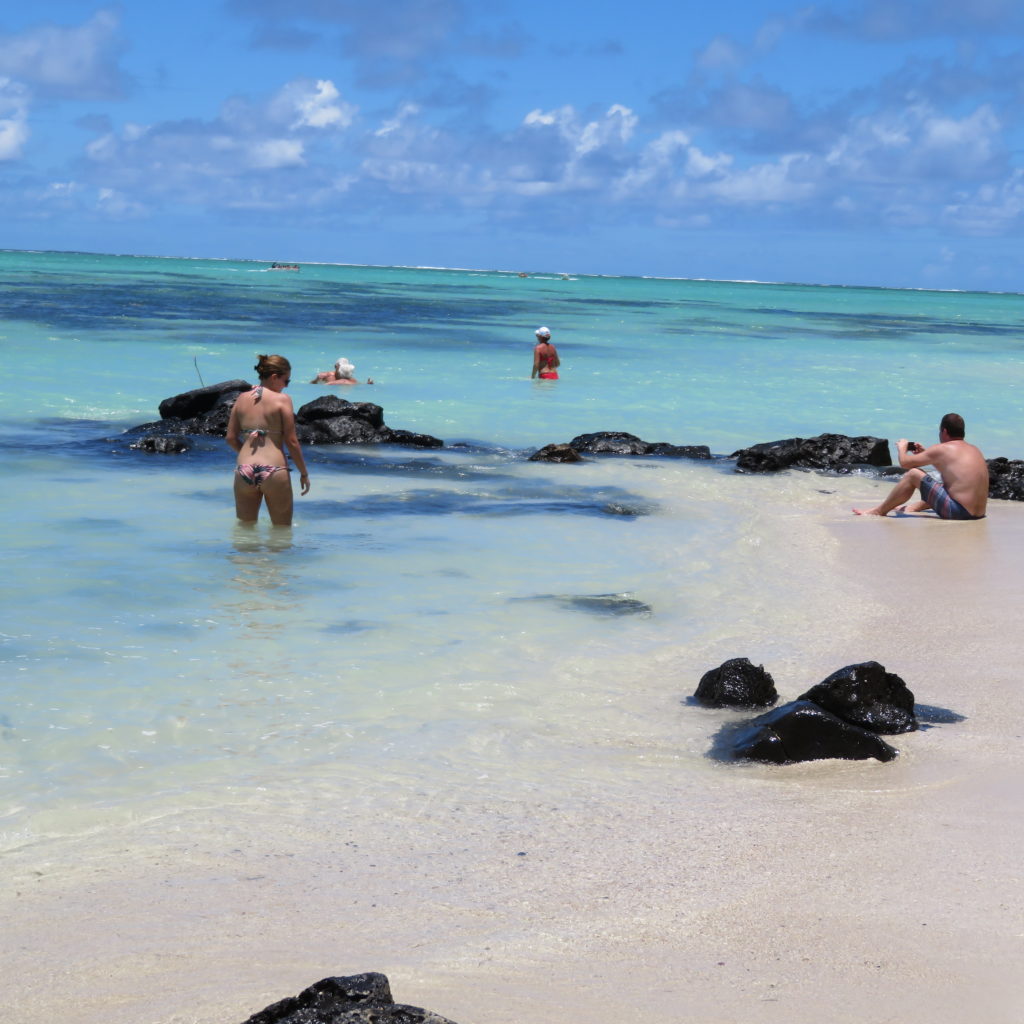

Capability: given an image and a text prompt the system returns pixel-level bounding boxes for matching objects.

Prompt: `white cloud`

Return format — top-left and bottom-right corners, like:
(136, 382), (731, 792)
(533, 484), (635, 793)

(96, 187), (146, 217)
(942, 170), (1024, 234)
(523, 104), (638, 159)
(696, 35), (744, 72)
(706, 154), (817, 203)
(826, 103), (1003, 182)
(0, 76), (29, 159)
(270, 79), (357, 130)
(577, 104), (637, 155)
(247, 139), (305, 169)
(0, 9), (127, 99)
(375, 103), (422, 138)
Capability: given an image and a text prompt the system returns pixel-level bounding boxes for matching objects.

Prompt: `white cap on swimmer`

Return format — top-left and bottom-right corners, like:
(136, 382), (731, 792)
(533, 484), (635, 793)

(535, 326), (551, 339)
(334, 357), (355, 378)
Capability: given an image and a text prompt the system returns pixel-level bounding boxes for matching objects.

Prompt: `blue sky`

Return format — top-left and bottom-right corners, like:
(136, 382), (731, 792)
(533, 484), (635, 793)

(3, 1), (1024, 289)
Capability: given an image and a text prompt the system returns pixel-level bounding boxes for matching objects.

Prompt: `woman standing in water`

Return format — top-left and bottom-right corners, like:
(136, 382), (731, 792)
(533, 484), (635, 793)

(226, 354), (310, 525)
(531, 326), (560, 379)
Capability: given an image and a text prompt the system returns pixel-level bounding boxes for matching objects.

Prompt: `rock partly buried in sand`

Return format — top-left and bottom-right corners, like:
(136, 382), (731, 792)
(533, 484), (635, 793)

(987, 457), (1024, 501)
(529, 442), (583, 462)
(729, 700), (899, 764)
(132, 383), (444, 448)
(731, 433), (891, 473)
(567, 431), (712, 458)
(241, 972), (461, 1024)
(693, 657), (778, 708)
(798, 660), (917, 734)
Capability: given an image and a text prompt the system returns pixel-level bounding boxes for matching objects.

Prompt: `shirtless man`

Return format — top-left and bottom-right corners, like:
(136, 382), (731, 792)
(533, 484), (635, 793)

(853, 413), (988, 519)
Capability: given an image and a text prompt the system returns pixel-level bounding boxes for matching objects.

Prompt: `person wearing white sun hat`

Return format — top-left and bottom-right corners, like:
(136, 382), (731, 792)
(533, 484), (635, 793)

(310, 357), (374, 385)
(531, 326), (560, 380)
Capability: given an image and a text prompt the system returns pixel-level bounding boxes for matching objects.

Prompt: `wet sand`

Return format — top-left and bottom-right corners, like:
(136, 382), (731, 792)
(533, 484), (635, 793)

(5, 492), (1024, 1024)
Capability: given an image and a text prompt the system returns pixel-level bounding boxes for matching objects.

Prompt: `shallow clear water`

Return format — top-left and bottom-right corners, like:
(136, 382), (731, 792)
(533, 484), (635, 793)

(2, 249), (1024, 848)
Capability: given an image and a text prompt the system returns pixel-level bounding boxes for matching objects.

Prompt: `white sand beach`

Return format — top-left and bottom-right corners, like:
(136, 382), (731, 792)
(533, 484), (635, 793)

(5, 480), (1023, 1024)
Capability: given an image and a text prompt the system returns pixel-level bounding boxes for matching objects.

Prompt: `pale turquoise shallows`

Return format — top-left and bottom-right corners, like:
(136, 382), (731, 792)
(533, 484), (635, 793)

(2, 249), (1023, 847)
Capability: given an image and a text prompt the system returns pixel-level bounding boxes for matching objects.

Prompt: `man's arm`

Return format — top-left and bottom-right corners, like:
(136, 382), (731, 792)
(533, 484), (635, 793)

(896, 438), (934, 469)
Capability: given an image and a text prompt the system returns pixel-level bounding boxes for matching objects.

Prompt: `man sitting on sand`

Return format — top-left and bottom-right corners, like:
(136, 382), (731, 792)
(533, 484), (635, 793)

(853, 412), (988, 519)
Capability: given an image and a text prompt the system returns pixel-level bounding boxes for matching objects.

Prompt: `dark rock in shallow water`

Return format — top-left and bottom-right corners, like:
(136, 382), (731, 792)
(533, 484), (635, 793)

(158, 379), (251, 420)
(297, 395), (384, 429)
(514, 592), (652, 616)
(571, 431), (650, 455)
(379, 427), (444, 449)
(138, 385), (444, 448)
(130, 435), (191, 454)
(987, 457), (1024, 501)
(293, 396), (443, 448)
(529, 443), (583, 463)
(732, 434), (891, 473)
(729, 700), (899, 764)
(694, 657), (778, 708)
(646, 441), (713, 458)
(241, 973), (460, 1024)
(798, 660), (917, 735)
(567, 431), (711, 459)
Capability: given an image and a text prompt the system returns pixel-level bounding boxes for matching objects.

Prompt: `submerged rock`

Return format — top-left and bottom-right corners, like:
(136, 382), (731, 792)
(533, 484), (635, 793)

(694, 657), (778, 708)
(529, 443), (583, 463)
(729, 700), (899, 764)
(130, 435), (191, 454)
(732, 433), (891, 473)
(798, 660), (917, 734)
(514, 592), (653, 617)
(241, 973), (460, 1024)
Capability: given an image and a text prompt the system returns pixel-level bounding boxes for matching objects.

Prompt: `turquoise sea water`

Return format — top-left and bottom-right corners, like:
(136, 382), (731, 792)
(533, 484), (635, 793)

(2, 249), (1024, 848)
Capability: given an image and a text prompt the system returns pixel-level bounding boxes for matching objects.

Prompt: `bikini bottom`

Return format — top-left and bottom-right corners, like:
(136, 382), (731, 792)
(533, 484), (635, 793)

(236, 464), (285, 487)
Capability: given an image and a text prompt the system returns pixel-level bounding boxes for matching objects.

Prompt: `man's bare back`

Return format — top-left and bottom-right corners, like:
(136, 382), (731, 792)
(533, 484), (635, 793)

(853, 414), (988, 518)
(916, 439), (988, 516)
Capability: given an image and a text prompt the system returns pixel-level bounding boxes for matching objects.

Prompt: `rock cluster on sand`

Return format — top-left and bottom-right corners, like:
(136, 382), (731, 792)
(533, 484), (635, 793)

(131, 381), (443, 449)
(696, 659), (918, 764)
(240, 973), (459, 1024)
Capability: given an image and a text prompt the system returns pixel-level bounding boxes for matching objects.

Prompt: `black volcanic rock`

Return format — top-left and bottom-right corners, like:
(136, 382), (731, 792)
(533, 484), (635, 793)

(135, 385), (443, 448)
(158, 379), (251, 420)
(130, 435), (191, 454)
(798, 661), (917, 735)
(379, 428), (444, 449)
(729, 700), (899, 764)
(296, 395), (384, 429)
(529, 443), (583, 462)
(987, 457), (1024, 501)
(732, 433), (891, 473)
(566, 431), (711, 458)
(241, 973), (460, 1024)
(694, 657), (778, 708)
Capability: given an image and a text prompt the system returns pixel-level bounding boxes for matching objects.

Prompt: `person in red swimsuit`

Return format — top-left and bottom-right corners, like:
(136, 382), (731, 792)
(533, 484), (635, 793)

(531, 326), (561, 380)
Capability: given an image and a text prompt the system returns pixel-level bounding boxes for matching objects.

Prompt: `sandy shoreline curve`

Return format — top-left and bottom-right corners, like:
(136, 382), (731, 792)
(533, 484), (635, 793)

(5, 487), (1024, 1024)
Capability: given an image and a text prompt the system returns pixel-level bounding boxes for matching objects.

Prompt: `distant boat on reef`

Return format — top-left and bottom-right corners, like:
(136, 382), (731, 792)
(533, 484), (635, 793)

(269, 262), (300, 271)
